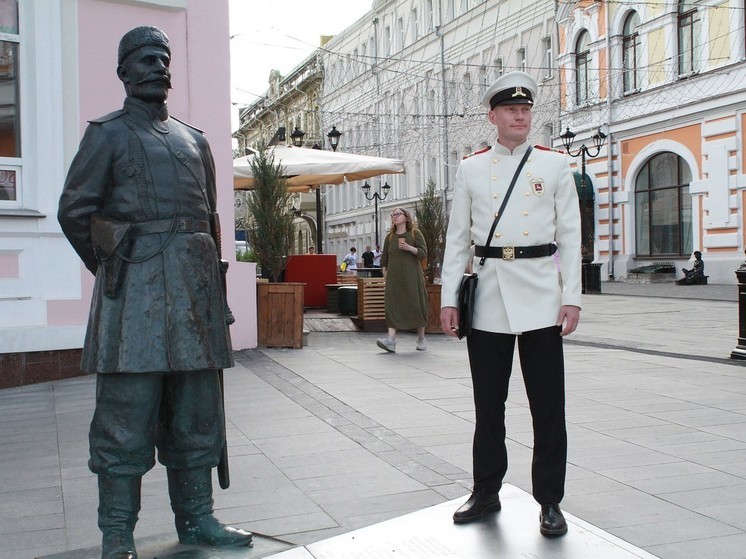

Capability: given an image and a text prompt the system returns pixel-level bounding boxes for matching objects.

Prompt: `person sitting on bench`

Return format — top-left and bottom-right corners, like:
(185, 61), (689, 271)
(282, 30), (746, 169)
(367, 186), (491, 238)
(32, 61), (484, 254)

(678, 251), (705, 285)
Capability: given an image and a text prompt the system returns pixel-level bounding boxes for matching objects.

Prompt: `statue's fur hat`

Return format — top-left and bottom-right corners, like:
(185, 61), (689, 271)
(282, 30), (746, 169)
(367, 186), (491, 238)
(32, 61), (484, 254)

(118, 26), (170, 65)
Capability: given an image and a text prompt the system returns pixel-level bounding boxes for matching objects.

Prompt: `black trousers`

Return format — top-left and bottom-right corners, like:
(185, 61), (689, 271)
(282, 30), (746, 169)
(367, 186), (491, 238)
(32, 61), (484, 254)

(89, 370), (224, 476)
(466, 326), (567, 504)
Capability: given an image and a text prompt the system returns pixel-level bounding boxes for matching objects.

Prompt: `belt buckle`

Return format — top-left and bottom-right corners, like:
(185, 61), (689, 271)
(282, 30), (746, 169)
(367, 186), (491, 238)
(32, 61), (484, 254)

(502, 246), (515, 260)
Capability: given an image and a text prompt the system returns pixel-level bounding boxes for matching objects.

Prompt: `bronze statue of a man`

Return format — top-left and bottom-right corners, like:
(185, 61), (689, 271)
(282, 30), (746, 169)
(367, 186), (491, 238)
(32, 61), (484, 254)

(58, 26), (252, 559)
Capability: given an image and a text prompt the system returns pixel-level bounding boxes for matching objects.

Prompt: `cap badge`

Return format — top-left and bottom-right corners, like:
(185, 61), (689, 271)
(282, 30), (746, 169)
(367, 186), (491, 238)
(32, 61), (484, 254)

(512, 87), (527, 98)
(531, 178), (545, 197)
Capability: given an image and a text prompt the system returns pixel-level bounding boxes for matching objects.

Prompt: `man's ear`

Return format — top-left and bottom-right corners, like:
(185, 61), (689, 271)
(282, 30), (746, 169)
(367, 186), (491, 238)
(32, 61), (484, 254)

(487, 109), (498, 126)
(116, 64), (128, 83)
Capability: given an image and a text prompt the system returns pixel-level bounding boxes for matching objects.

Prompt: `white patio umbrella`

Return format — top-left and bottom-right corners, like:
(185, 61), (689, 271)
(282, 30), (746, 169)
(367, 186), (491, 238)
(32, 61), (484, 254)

(233, 144), (406, 192)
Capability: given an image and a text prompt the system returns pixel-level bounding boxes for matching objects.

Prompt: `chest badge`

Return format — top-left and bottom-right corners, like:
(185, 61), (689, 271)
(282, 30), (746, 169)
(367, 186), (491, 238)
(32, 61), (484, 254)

(531, 178), (545, 197)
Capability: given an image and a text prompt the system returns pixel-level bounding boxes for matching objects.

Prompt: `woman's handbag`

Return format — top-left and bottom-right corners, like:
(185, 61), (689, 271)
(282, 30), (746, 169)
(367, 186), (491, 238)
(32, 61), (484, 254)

(340, 261), (348, 272)
(455, 146), (533, 338)
(457, 273), (478, 339)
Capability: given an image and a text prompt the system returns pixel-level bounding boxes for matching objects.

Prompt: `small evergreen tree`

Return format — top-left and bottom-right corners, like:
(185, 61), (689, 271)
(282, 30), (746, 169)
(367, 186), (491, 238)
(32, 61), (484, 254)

(246, 147), (294, 282)
(415, 178), (448, 284)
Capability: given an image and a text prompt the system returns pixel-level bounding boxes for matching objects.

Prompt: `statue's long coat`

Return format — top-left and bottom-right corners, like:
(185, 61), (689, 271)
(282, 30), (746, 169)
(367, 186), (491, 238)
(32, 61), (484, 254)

(58, 97), (233, 373)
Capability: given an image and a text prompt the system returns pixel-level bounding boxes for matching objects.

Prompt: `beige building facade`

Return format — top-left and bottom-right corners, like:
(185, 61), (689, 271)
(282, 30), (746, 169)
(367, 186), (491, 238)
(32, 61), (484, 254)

(557, 0), (746, 283)
(234, 52), (325, 255)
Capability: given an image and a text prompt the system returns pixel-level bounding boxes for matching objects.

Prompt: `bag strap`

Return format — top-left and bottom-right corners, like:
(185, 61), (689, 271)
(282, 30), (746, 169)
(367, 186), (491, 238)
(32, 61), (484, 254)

(478, 145), (533, 267)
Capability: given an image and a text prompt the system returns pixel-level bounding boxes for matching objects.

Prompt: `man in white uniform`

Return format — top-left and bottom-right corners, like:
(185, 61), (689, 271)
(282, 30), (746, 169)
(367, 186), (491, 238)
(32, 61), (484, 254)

(440, 71), (581, 536)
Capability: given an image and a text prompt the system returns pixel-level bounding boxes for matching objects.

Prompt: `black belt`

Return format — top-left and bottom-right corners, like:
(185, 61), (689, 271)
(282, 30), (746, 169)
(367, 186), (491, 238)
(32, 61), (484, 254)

(475, 243), (556, 260)
(130, 217), (210, 236)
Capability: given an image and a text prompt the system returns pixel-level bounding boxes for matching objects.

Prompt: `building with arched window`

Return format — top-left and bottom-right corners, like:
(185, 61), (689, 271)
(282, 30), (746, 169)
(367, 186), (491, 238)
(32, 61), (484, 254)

(557, 0), (746, 283)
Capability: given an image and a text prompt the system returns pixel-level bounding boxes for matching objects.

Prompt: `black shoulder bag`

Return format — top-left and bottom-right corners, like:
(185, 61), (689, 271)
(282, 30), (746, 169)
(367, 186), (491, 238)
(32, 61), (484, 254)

(457, 146), (533, 339)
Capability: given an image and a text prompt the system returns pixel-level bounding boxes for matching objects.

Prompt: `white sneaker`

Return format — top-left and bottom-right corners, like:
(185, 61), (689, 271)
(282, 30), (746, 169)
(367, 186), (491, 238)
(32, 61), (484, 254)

(416, 338), (427, 351)
(376, 338), (396, 353)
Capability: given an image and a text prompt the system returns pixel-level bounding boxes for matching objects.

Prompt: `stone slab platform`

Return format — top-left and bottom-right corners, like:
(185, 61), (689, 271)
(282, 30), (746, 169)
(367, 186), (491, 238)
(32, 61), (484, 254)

(267, 485), (660, 559)
(36, 533), (293, 559)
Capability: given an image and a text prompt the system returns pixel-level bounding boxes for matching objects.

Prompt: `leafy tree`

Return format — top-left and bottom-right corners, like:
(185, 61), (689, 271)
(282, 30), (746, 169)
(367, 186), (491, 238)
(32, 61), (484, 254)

(415, 178), (448, 284)
(245, 147), (294, 282)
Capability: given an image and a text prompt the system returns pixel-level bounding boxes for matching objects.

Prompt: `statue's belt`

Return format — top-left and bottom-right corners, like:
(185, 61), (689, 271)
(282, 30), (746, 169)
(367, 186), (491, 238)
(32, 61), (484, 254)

(130, 217), (210, 236)
(475, 243), (557, 261)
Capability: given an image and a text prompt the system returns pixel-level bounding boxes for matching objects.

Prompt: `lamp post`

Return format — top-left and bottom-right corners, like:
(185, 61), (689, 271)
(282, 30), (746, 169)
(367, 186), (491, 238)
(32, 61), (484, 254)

(327, 125), (342, 152)
(560, 126), (606, 263)
(285, 125), (343, 253)
(362, 181), (391, 247)
(290, 126), (305, 147)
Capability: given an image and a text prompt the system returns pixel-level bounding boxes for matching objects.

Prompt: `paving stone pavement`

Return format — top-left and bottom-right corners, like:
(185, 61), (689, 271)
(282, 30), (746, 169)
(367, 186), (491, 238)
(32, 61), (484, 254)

(1, 285), (745, 559)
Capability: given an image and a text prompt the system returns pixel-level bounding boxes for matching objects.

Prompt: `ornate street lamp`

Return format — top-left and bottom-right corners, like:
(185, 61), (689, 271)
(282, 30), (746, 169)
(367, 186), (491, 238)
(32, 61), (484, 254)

(290, 126), (305, 147)
(327, 125), (342, 152)
(362, 181), (391, 247)
(560, 126), (606, 263)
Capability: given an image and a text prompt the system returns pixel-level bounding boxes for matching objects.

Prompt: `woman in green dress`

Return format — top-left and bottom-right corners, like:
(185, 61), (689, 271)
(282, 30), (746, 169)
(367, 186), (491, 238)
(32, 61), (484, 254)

(377, 207), (429, 352)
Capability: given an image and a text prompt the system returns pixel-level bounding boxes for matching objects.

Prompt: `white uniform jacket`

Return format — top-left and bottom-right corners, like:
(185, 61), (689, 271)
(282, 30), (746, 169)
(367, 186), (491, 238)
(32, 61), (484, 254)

(441, 141), (582, 334)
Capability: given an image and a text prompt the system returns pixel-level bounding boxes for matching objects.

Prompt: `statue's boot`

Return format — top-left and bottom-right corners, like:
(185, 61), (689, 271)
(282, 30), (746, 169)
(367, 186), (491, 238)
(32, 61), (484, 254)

(168, 468), (253, 547)
(98, 475), (141, 559)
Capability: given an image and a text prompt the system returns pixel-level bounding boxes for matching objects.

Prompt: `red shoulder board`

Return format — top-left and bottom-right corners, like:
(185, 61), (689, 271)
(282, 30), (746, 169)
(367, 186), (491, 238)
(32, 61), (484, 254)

(463, 146), (491, 159)
(534, 144), (564, 154)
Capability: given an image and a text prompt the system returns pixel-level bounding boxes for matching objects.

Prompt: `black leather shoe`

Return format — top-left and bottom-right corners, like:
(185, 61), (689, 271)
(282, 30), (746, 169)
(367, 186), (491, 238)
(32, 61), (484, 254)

(453, 490), (501, 524)
(540, 503), (568, 536)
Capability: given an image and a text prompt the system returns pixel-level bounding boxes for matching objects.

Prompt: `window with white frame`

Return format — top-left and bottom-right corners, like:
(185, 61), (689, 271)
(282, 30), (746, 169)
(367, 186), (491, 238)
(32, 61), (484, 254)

(542, 124), (553, 147)
(479, 65), (488, 97)
(411, 7), (419, 42)
(384, 25), (391, 56)
(0, 0), (20, 204)
(397, 17), (405, 50)
(495, 57), (504, 78)
(463, 72), (472, 112)
(427, 89), (436, 118)
(575, 30), (590, 105)
(542, 36), (553, 79)
(426, 0), (435, 32)
(677, 1), (700, 76)
(517, 47), (526, 71)
(622, 11), (641, 93)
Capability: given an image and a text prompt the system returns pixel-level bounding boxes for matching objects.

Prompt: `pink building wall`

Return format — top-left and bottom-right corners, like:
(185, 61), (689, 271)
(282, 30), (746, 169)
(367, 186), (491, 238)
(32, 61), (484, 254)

(69, 0), (257, 349)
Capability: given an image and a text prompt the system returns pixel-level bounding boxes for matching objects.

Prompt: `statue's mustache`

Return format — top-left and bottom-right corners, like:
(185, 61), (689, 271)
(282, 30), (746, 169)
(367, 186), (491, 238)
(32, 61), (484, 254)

(134, 76), (172, 87)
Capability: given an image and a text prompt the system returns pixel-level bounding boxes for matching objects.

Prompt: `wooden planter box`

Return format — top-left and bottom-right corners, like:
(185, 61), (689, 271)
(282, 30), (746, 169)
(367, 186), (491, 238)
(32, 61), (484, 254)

(257, 282), (305, 349)
(352, 277), (387, 332)
(426, 283), (443, 334)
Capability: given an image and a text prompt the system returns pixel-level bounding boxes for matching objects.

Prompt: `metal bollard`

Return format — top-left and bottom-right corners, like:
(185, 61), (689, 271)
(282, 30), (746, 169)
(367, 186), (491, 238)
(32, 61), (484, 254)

(730, 257), (746, 360)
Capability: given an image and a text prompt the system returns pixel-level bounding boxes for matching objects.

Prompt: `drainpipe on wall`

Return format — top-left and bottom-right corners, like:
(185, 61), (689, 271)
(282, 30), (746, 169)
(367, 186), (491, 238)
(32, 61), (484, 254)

(438, 24), (450, 198)
(605, 1), (615, 280)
